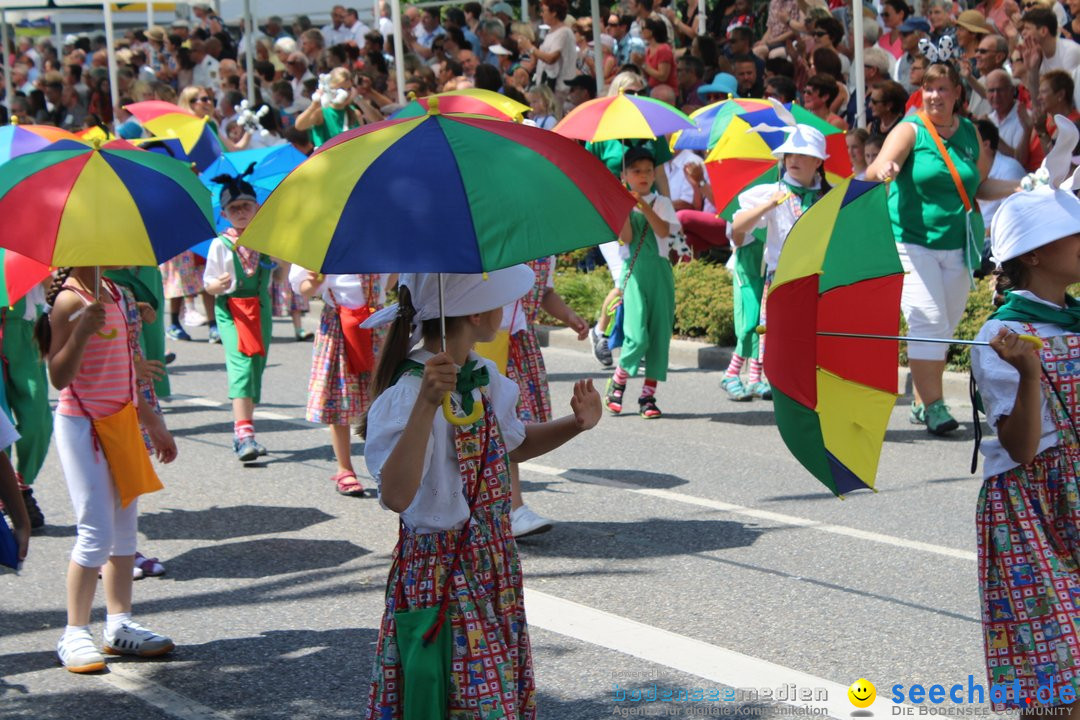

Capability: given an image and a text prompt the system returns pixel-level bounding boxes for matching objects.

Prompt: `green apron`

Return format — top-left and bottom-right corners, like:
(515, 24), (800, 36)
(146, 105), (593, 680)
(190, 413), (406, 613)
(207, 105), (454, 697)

(617, 210), (675, 382)
(214, 237), (272, 402)
(106, 266), (170, 398)
(731, 236), (765, 360)
(1, 298), (52, 484)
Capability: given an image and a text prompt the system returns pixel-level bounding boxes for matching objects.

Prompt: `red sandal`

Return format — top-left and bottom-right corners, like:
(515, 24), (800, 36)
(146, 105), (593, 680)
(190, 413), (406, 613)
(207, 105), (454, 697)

(333, 471), (365, 497)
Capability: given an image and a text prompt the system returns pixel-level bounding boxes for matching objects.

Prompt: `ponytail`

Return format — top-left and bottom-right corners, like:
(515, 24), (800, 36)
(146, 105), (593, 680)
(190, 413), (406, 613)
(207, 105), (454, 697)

(817, 164), (831, 198)
(33, 267), (73, 358)
(358, 286), (418, 439)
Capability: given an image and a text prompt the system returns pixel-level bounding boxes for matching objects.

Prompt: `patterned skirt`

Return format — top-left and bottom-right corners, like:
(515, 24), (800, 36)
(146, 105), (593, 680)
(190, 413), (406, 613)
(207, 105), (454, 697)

(979, 443), (1080, 710)
(365, 506), (536, 720)
(271, 276), (310, 316)
(506, 328), (551, 424)
(160, 251), (205, 299)
(306, 304), (369, 425)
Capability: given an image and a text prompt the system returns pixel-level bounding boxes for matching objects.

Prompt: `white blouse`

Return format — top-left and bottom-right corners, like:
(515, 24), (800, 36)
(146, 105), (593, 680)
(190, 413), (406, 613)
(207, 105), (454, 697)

(363, 348), (527, 533)
(730, 174), (820, 273)
(287, 266), (388, 309)
(971, 291), (1071, 478)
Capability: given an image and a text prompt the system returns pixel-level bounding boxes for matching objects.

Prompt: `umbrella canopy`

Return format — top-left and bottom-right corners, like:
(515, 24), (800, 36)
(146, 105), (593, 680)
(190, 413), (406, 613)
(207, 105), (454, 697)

(670, 98), (771, 151)
(0, 249), (51, 307)
(764, 178), (903, 497)
(553, 93), (695, 142)
(0, 138), (215, 267)
(125, 100), (223, 171)
(0, 123), (80, 164)
(392, 89), (530, 121)
(200, 144), (308, 231)
(240, 102), (635, 274)
(704, 102), (852, 212)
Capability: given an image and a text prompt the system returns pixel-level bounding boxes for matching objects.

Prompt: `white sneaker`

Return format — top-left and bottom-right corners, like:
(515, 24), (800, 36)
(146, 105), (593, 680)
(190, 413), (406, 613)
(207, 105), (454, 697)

(103, 621), (175, 657)
(57, 628), (106, 673)
(511, 504), (554, 538)
(181, 307), (207, 327)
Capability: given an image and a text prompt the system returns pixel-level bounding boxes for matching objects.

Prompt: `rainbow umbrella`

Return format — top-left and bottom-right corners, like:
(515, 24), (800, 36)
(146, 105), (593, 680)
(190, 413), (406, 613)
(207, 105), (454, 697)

(125, 100), (223, 171)
(670, 98), (771, 151)
(0, 138), (215, 267)
(553, 93), (694, 142)
(392, 89), (530, 121)
(240, 100), (635, 273)
(0, 124), (81, 164)
(199, 144), (308, 232)
(0, 249), (51, 307)
(704, 101), (852, 212)
(764, 178), (903, 497)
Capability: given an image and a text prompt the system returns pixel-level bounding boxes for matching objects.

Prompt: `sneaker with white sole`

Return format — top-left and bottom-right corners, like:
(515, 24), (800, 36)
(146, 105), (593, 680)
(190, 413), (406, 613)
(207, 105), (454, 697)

(590, 328), (613, 367)
(511, 504), (553, 538)
(57, 628), (106, 673)
(103, 621), (175, 657)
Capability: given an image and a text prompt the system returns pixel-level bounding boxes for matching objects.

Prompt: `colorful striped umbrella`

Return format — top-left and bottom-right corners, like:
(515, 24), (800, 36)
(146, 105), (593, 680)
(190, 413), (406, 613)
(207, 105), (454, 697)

(199, 144), (308, 231)
(392, 89), (530, 121)
(553, 93), (695, 142)
(0, 138), (215, 267)
(764, 178), (903, 497)
(240, 101), (635, 274)
(704, 102), (852, 212)
(125, 100), (223, 171)
(0, 249), (51, 307)
(670, 98), (771, 151)
(0, 123), (81, 164)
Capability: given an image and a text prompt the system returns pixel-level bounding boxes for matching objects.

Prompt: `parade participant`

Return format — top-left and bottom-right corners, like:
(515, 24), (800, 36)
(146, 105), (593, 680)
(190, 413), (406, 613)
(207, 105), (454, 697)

(35, 266), (177, 673)
(972, 139), (1080, 713)
(0, 410), (30, 566)
(202, 168), (274, 463)
(271, 264), (313, 342)
(867, 43), (1018, 436)
(1, 283), (50, 528)
(604, 146), (680, 419)
(360, 267), (602, 720)
(291, 268), (390, 496)
(728, 121), (830, 402)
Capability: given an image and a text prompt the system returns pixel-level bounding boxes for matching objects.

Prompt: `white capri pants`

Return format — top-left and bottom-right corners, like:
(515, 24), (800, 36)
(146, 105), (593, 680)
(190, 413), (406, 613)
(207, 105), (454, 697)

(54, 413), (138, 568)
(598, 241), (625, 289)
(897, 243), (970, 362)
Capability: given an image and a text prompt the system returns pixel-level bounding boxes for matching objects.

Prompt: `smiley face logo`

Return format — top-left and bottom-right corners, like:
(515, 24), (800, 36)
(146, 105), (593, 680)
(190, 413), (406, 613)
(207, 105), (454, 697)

(848, 679), (876, 708)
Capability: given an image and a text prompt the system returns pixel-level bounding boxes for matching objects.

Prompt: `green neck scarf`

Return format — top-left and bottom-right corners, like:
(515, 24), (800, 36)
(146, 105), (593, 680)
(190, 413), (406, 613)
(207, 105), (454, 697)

(991, 291), (1080, 333)
(782, 179), (818, 212)
(455, 359), (490, 415)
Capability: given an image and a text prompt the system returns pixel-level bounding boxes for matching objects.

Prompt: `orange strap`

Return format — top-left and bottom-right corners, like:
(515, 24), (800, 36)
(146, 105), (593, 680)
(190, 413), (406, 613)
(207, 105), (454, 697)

(917, 111), (973, 212)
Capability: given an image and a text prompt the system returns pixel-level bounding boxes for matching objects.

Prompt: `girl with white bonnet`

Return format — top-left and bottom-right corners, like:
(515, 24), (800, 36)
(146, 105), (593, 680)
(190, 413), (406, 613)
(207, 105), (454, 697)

(359, 267), (602, 720)
(971, 116), (1080, 713)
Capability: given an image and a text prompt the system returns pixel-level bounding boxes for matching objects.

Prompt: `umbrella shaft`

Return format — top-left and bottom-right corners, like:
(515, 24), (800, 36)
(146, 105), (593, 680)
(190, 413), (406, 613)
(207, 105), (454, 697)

(817, 331), (987, 347)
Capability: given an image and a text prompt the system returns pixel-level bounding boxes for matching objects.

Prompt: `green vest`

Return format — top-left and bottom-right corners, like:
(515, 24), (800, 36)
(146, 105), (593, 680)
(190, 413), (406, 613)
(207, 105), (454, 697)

(887, 114), (982, 252)
(311, 105), (359, 148)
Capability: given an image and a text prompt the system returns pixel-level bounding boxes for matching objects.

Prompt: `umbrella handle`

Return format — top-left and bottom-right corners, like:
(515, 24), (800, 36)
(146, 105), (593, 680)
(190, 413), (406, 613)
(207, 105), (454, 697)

(442, 392), (483, 427)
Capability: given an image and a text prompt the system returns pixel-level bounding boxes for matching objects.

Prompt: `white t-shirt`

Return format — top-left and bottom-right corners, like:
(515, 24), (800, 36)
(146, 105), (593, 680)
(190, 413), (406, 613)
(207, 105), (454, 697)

(971, 291), (1072, 477)
(287, 267), (389, 308)
(364, 348), (526, 533)
(602, 193), (680, 289)
(192, 55), (221, 91)
(665, 150), (716, 213)
(203, 236), (259, 295)
(1040, 38), (1080, 108)
(989, 102), (1026, 158)
(533, 25), (577, 92)
(731, 175), (820, 273)
(321, 23), (353, 46)
(981, 152), (1026, 231)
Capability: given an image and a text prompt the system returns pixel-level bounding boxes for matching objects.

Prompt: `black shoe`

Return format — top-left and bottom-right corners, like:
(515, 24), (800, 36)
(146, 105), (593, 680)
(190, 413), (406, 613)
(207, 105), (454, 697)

(164, 352), (176, 365)
(21, 487), (45, 530)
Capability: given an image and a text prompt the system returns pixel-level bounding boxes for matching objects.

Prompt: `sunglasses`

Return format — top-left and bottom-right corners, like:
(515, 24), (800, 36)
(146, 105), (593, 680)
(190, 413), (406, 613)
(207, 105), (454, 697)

(812, 30), (829, 37)
(196, 95), (214, 102)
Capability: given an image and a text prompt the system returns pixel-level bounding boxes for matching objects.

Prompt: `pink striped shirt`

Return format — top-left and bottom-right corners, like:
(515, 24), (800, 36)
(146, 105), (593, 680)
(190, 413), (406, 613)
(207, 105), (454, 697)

(56, 282), (137, 419)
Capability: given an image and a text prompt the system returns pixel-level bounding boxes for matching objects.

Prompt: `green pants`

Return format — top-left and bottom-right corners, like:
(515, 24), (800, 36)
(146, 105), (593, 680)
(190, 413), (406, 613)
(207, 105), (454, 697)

(731, 238), (765, 360)
(2, 311), (51, 484)
(137, 266), (170, 399)
(215, 294), (271, 403)
(618, 250), (675, 382)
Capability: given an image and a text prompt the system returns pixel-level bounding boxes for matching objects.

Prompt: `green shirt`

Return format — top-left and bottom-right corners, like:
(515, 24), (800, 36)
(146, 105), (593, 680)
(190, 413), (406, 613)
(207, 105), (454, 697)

(887, 114), (982, 251)
(310, 105), (360, 148)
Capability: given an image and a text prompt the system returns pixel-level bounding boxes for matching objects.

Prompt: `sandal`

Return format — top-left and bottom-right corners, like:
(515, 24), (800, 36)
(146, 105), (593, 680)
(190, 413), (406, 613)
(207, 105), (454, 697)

(135, 552), (166, 578)
(333, 471), (365, 497)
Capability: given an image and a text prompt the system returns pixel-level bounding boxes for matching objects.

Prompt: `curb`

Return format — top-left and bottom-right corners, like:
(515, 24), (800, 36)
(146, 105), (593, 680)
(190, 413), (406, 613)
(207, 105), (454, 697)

(535, 326), (973, 401)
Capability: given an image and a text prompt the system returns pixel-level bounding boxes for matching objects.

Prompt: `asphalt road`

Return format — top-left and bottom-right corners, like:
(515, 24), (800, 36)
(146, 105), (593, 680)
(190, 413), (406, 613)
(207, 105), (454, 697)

(1, 309), (1006, 720)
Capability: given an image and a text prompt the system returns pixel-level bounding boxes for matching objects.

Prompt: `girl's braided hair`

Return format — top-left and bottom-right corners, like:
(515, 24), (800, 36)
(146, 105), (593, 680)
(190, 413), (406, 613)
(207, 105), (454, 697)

(33, 266), (74, 357)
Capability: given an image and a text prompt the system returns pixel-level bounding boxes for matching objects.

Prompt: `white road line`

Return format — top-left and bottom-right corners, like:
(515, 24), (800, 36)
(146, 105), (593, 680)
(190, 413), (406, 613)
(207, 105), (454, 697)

(253, 410), (299, 421)
(99, 665), (233, 720)
(525, 588), (895, 718)
(520, 462), (977, 562)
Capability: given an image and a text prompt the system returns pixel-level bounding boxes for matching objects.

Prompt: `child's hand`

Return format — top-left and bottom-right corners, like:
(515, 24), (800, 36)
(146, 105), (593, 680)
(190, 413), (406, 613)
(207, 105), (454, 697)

(137, 301), (156, 325)
(149, 423), (178, 464)
(420, 352), (458, 407)
(73, 302), (107, 340)
(207, 272), (232, 295)
(989, 327), (1042, 378)
(135, 358), (166, 383)
(566, 311), (589, 340)
(570, 379), (602, 431)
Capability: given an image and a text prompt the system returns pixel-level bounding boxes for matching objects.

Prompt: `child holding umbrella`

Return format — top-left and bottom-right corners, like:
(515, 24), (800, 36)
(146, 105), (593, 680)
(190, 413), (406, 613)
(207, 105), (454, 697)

(203, 168), (274, 463)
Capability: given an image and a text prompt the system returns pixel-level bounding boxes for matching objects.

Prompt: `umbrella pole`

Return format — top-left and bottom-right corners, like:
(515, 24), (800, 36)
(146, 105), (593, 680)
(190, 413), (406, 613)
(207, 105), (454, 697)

(94, 266), (101, 298)
(438, 272), (446, 353)
(815, 331), (1037, 348)
(852, 1), (866, 130)
(391, 0), (407, 105)
(243, 0), (256, 104)
(103, 1), (120, 133)
(590, 0), (605, 96)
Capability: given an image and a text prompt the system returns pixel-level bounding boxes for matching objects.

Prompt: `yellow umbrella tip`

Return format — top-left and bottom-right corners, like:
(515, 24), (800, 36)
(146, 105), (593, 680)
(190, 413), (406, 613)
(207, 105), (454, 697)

(9, 115), (18, 125)
(428, 96), (441, 116)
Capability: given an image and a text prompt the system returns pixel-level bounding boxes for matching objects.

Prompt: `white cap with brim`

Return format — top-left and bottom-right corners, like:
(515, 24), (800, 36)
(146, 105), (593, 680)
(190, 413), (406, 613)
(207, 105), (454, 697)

(362, 265), (535, 346)
(771, 123), (828, 160)
(991, 112), (1080, 262)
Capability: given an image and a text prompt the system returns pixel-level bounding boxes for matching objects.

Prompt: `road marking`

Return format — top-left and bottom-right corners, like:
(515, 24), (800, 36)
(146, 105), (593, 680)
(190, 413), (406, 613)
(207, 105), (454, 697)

(520, 462), (977, 562)
(179, 396), (224, 408)
(99, 665), (233, 720)
(253, 410), (297, 421)
(525, 588), (896, 717)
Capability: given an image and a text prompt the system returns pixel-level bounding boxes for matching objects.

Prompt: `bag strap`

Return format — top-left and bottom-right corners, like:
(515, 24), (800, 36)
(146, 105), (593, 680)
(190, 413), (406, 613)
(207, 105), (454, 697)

(916, 112), (973, 213)
(620, 199), (654, 289)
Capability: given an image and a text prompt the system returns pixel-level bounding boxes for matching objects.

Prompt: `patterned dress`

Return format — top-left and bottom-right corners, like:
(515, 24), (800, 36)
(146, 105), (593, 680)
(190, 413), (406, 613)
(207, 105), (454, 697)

(272, 262), (310, 316)
(160, 251), (205, 299)
(365, 371), (536, 720)
(506, 257), (553, 425)
(306, 275), (383, 425)
(979, 326), (1080, 710)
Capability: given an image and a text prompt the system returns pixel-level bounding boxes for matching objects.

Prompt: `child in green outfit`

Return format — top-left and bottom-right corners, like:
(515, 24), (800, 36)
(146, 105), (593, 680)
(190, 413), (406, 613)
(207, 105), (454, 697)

(604, 146), (680, 419)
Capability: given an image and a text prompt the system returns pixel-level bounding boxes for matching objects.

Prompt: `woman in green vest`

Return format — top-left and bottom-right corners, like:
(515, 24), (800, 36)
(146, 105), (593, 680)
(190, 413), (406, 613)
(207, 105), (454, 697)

(866, 51), (1019, 436)
(293, 67), (382, 148)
